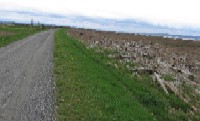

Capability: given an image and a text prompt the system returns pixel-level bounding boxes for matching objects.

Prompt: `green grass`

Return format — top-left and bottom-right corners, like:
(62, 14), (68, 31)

(54, 29), (199, 121)
(0, 26), (43, 47)
(161, 74), (175, 81)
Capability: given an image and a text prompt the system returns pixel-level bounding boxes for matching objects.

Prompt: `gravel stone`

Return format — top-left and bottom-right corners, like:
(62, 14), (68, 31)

(0, 30), (55, 121)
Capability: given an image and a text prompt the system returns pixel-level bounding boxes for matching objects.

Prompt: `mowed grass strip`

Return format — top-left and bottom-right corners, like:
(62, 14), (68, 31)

(0, 26), (43, 47)
(54, 29), (155, 121)
(54, 29), (197, 121)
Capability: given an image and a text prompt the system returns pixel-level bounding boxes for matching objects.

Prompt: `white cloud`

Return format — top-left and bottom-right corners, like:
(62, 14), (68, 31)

(0, 0), (200, 28)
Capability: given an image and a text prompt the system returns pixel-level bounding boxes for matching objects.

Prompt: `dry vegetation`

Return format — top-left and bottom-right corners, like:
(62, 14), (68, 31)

(0, 31), (15, 36)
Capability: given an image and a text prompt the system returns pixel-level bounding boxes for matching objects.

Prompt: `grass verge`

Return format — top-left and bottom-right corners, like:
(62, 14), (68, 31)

(54, 29), (199, 121)
(0, 26), (43, 47)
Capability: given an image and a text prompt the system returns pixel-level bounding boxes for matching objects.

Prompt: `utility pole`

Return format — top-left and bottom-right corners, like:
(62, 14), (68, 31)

(31, 19), (33, 28)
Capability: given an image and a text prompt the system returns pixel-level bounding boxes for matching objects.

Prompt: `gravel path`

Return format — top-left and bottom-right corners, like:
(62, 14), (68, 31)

(0, 30), (55, 121)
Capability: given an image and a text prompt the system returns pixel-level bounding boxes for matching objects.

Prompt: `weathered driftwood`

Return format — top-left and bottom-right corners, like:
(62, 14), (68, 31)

(164, 80), (198, 111)
(154, 72), (169, 94)
(68, 28), (200, 112)
(165, 81), (179, 94)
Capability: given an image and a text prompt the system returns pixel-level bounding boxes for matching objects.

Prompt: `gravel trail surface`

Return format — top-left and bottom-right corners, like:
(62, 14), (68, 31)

(0, 30), (55, 121)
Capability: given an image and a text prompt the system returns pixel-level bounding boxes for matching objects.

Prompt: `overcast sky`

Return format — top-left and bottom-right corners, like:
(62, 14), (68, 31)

(0, 0), (200, 35)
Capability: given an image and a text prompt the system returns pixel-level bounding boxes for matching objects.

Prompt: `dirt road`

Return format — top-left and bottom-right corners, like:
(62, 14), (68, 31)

(0, 30), (55, 121)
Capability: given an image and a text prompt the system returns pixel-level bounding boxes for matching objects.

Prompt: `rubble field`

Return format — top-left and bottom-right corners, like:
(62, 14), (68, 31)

(68, 28), (200, 113)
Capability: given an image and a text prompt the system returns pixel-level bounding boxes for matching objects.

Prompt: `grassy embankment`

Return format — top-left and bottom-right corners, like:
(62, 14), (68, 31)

(0, 26), (43, 47)
(54, 29), (199, 121)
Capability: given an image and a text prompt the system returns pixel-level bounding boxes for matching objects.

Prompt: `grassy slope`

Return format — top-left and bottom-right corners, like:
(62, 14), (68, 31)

(0, 26), (42, 47)
(54, 29), (198, 121)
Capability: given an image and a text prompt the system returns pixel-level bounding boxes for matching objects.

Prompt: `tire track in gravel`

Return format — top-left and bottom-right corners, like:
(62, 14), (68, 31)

(0, 29), (55, 121)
